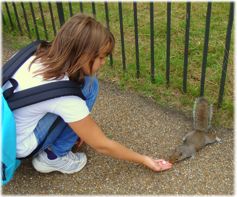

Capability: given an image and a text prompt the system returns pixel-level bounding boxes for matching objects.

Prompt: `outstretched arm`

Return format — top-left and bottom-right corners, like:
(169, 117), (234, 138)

(69, 115), (172, 172)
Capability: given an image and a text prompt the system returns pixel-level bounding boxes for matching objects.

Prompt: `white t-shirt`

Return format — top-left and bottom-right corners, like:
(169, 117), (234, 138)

(3, 56), (90, 158)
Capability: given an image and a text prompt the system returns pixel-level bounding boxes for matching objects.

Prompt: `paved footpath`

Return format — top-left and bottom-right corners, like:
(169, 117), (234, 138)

(2, 44), (234, 195)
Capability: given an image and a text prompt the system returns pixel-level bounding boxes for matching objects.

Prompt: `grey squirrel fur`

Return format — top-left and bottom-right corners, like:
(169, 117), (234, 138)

(193, 97), (213, 132)
(169, 97), (221, 164)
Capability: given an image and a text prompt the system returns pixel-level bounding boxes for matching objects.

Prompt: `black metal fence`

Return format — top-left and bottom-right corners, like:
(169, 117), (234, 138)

(2, 2), (234, 108)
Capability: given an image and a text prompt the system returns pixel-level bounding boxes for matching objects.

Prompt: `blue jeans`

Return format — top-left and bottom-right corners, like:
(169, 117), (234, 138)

(32, 76), (99, 157)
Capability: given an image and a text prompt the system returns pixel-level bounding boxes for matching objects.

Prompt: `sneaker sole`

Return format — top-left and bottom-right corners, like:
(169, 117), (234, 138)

(32, 154), (87, 174)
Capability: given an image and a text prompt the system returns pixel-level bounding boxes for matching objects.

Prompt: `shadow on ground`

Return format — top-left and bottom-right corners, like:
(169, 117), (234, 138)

(2, 42), (234, 195)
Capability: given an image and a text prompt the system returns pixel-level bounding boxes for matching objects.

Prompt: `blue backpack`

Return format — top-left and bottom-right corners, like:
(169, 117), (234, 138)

(1, 92), (20, 185)
(1, 40), (86, 185)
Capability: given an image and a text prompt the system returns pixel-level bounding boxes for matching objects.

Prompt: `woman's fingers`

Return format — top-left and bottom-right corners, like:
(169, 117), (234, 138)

(155, 159), (173, 171)
(143, 156), (173, 172)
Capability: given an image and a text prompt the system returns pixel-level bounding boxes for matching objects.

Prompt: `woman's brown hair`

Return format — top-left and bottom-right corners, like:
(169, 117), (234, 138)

(31, 14), (115, 84)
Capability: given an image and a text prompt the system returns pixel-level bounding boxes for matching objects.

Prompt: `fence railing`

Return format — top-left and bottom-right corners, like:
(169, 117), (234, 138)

(2, 2), (234, 108)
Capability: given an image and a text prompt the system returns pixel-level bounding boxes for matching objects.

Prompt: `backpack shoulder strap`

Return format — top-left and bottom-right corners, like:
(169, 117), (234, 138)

(6, 81), (86, 110)
(2, 40), (43, 85)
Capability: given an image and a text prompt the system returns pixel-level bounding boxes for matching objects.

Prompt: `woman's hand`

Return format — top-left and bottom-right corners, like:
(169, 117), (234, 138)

(143, 156), (173, 172)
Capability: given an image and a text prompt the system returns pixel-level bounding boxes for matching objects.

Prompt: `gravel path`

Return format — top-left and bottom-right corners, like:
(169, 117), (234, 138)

(2, 43), (234, 195)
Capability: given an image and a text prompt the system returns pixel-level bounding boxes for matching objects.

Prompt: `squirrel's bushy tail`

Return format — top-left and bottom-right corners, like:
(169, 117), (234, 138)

(193, 97), (212, 132)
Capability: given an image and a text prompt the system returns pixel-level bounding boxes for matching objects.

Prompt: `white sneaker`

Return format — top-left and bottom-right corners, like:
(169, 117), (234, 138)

(32, 151), (87, 174)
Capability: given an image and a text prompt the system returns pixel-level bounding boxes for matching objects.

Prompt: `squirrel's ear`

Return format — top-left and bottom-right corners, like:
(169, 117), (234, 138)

(179, 152), (182, 157)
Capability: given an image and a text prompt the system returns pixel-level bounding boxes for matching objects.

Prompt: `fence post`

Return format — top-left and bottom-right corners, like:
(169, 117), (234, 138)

(39, 2), (48, 40)
(92, 2), (96, 18)
(12, 2), (23, 35)
(80, 2), (83, 13)
(57, 2), (65, 27)
(150, 2), (155, 83)
(166, 2), (171, 86)
(104, 2), (113, 67)
(118, 2), (126, 71)
(69, 2), (73, 17)
(200, 2), (212, 96)
(21, 3), (31, 39)
(2, 13), (6, 25)
(48, 2), (57, 36)
(218, 3), (234, 108)
(133, 2), (140, 78)
(30, 2), (40, 40)
(183, 2), (191, 93)
(5, 3), (14, 30)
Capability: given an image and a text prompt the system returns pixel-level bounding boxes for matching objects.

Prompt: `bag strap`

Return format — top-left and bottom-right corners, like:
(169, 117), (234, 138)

(3, 78), (19, 99)
(2, 40), (43, 85)
(6, 80), (86, 110)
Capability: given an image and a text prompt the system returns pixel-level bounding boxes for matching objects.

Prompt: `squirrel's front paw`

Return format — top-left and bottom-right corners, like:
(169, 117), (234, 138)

(190, 154), (196, 160)
(216, 136), (222, 143)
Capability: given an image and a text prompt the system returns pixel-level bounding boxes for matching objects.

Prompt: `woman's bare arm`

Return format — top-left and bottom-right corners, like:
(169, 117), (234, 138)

(69, 115), (172, 171)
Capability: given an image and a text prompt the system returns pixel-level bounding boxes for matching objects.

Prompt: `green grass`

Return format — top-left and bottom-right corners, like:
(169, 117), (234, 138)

(2, 2), (234, 128)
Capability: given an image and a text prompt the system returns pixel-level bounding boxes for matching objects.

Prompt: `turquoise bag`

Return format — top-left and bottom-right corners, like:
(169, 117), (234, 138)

(1, 92), (21, 185)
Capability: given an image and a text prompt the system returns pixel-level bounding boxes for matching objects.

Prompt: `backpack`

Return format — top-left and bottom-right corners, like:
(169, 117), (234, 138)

(1, 91), (20, 185)
(1, 40), (86, 185)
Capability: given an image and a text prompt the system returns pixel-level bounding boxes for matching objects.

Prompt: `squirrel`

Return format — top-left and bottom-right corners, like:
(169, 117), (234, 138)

(168, 97), (221, 164)
(193, 97), (213, 132)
